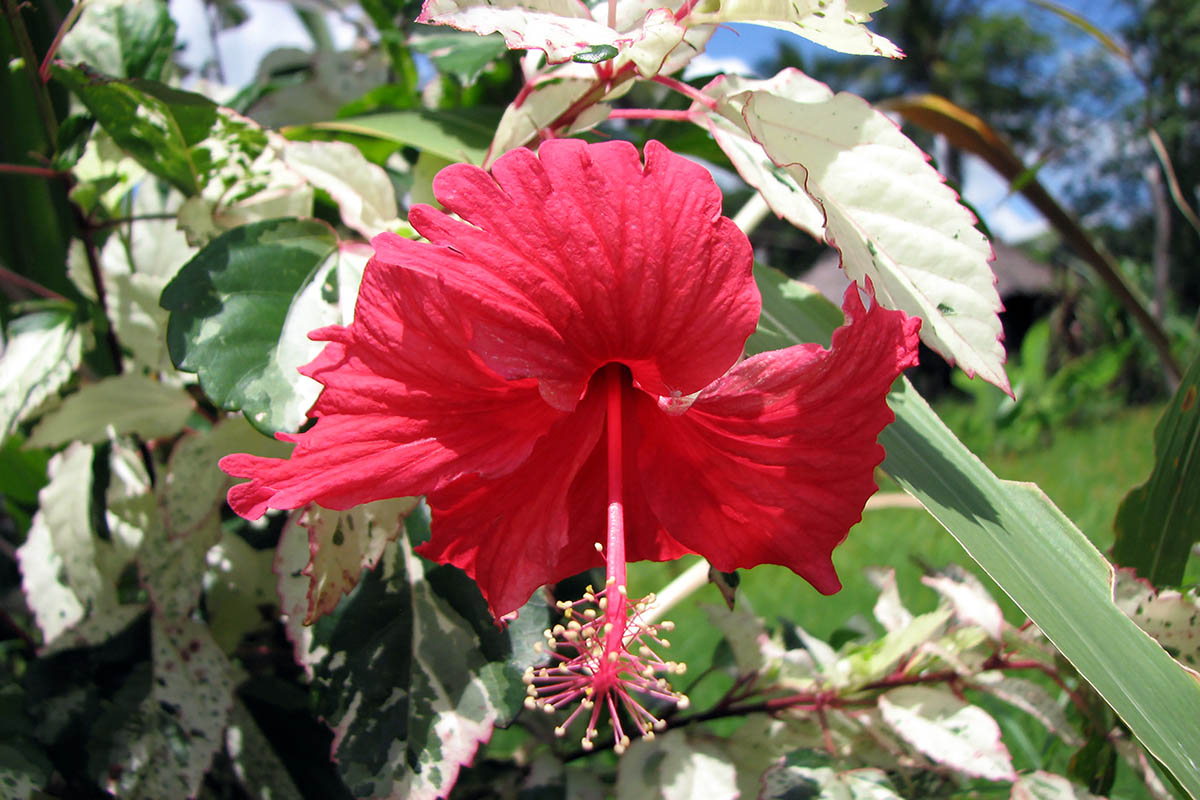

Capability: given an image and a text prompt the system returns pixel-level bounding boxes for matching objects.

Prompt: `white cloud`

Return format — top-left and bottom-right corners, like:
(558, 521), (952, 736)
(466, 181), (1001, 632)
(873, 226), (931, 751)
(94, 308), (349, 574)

(683, 52), (757, 81)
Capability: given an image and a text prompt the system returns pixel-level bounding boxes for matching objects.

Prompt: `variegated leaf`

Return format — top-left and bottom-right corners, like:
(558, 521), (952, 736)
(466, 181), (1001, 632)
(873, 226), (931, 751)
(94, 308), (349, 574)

(282, 140), (404, 239)
(971, 672), (1084, 747)
(314, 519), (525, 800)
(18, 444), (135, 647)
(1113, 569), (1200, 673)
(761, 763), (904, 800)
(878, 685), (1016, 781)
(27, 374), (195, 448)
(299, 497), (418, 623)
(102, 619), (235, 799)
(690, 0), (901, 58)
(0, 311), (84, 444)
(617, 730), (738, 800)
(721, 68), (1009, 392)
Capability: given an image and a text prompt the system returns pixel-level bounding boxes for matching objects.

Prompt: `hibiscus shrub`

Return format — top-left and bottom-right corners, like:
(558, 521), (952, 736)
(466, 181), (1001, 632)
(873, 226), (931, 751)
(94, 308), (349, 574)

(2, 1), (1199, 799)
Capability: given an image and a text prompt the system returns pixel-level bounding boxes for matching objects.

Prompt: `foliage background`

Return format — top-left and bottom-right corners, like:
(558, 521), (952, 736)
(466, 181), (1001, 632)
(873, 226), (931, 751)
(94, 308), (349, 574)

(1, 0), (1198, 798)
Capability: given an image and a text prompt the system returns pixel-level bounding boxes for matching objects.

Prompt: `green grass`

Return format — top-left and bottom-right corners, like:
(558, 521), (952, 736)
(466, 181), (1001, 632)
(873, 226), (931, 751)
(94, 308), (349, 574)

(626, 402), (1168, 698)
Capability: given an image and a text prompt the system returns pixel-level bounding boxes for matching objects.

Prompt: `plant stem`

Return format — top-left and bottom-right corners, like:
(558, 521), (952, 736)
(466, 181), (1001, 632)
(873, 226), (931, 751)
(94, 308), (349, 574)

(0, 163), (69, 179)
(652, 74), (716, 110)
(0, 263), (69, 301)
(75, 210), (125, 374)
(38, 0), (87, 82)
(606, 108), (698, 122)
(92, 212), (178, 230)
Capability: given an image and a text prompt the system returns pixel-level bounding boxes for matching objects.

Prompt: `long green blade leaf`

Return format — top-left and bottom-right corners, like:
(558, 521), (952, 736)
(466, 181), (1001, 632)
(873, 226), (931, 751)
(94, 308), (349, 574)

(1113, 351), (1200, 586)
(308, 108), (499, 165)
(750, 266), (1200, 797)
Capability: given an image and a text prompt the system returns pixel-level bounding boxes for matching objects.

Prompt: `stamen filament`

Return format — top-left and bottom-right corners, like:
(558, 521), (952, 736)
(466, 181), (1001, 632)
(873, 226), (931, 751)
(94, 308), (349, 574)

(524, 364), (688, 749)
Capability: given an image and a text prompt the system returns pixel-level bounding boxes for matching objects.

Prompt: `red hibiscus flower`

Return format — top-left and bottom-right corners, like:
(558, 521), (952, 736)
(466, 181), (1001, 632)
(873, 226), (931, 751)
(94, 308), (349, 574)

(221, 139), (919, 747)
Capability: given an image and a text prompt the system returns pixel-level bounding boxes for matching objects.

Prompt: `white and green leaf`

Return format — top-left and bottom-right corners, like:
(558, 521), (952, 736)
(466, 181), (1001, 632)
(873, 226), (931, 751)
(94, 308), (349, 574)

(725, 70), (1009, 392)
(27, 374), (195, 448)
(690, 0), (901, 58)
(1011, 771), (1107, 800)
(314, 521), (522, 800)
(617, 730), (738, 800)
(878, 685), (1016, 781)
(971, 672), (1084, 747)
(282, 139), (404, 239)
(18, 444), (127, 646)
(761, 762), (904, 800)
(1113, 569), (1200, 673)
(921, 564), (1005, 641)
(0, 311), (84, 444)
(299, 497), (418, 623)
(103, 619), (235, 799)
(224, 700), (304, 800)
(161, 217), (340, 434)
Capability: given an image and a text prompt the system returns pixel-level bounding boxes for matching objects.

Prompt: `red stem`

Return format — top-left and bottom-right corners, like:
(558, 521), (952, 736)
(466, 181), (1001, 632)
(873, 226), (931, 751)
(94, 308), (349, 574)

(607, 108), (698, 121)
(0, 263), (69, 301)
(0, 163), (69, 179)
(652, 74), (717, 110)
(38, 0), (86, 82)
(674, 0), (703, 22)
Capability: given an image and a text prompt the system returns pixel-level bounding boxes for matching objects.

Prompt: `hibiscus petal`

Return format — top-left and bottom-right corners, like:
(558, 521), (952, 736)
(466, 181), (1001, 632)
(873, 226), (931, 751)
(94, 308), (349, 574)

(419, 387), (607, 618)
(636, 286), (921, 593)
(378, 139), (759, 410)
(221, 259), (559, 519)
(419, 369), (691, 618)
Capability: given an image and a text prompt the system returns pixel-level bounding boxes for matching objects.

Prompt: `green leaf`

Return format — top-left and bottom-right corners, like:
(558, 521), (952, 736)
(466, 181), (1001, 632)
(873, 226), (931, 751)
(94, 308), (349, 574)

(750, 265), (1200, 798)
(573, 43), (619, 63)
(313, 520), (527, 800)
(26, 374), (195, 448)
(54, 64), (218, 195)
(1112, 350), (1200, 586)
(310, 107), (500, 165)
(842, 608), (951, 687)
(58, 0), (178, 81)
(0, 310), (84, 444)
(410, 28), (508, 85)
(160, 218), (340, 434)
